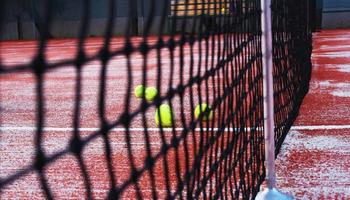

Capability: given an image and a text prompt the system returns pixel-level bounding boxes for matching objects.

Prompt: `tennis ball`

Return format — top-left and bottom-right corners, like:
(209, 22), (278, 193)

(134, 85), (145, 98)
(155, 104), (174, 127)
(145, 87), (158, 102)
(195, 103), (213, 121)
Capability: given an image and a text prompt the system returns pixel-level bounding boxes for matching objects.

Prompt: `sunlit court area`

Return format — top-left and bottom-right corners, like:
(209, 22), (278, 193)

(1, 0), (349, 199)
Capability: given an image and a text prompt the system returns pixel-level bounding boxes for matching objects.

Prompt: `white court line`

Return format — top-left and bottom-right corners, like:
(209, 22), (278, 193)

(292, 125), (350, 130)
(0, 127), (262, 132)
(1, 125), (350, 132)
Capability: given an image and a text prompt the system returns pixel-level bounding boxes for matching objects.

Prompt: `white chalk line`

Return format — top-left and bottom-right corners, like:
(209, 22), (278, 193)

(0, 126), (261, 132)
(292, 125), (350, 130)
(1, 125), (350, 132)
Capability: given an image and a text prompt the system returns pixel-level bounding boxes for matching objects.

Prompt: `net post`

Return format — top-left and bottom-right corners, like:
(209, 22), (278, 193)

(255, 0), (294, 199)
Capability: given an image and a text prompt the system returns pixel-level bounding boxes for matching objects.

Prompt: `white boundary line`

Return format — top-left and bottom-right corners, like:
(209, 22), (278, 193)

(1, 125), (350, 132)
(0, 127), (262, 132)
(291, 125), (350, 130)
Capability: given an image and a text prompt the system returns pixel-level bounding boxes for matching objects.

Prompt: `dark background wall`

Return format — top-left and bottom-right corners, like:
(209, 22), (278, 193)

(3, 0), (349, 40)
(0, 0), (169, 40)
(322, 0), (350, 28)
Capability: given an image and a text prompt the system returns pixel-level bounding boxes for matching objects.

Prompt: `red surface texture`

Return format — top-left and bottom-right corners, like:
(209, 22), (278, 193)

(1, 29), (350, 199)
(275, 30), (350, 199)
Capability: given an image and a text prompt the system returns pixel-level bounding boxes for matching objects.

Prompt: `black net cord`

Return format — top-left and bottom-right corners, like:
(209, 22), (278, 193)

(71, 0), (93, 199)
(32, 0), (54, 199)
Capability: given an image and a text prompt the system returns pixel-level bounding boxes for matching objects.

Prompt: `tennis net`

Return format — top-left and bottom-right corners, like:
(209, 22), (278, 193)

(0, 0), (313, 199)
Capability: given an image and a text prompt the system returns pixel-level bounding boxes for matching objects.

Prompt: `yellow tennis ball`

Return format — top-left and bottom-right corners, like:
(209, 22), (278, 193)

(134, 85), (145, 98)
(145, 87), (158, 101)
(155, 104), (174, 127)
(195, 103), (213, 121)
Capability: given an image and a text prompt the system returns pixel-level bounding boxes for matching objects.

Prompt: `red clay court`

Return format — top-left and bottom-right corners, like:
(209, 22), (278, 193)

(1, 34), (267, 199)
(275, 30), (350, 199)
(1, 1), (349, 200)
(2, 29), (349, 199)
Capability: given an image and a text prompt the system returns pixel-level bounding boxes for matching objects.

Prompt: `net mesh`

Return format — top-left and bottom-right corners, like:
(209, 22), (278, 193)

(0, 0), (313, 199)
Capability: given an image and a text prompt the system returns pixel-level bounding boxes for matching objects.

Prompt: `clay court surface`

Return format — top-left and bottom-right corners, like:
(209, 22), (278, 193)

(1, 30), (350, 199)
(276, 29), (350, 199)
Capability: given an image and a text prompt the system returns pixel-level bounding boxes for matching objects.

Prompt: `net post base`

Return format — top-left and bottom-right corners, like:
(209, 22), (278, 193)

(255, 188), (294, 200)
